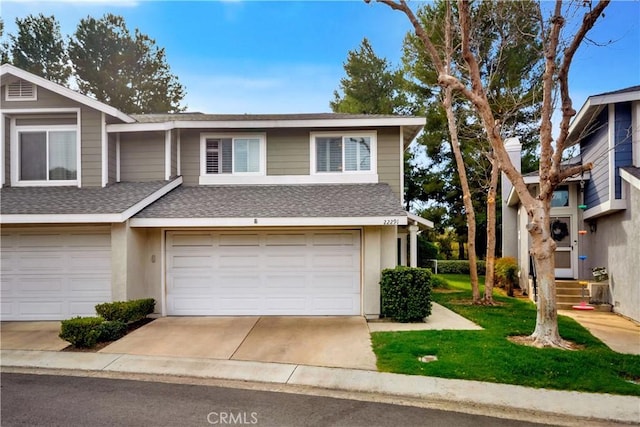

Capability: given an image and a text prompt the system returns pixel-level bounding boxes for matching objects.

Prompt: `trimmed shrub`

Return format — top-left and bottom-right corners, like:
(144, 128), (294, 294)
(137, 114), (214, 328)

(59, 316), (104, 348)
(430, 275), (449, 289)
(436, 260), (486, 275)
(495, 257), (519, 296)
(380, 266), (432, 322)
(95, 298), (155, 323)
(97, 320), (127, 342)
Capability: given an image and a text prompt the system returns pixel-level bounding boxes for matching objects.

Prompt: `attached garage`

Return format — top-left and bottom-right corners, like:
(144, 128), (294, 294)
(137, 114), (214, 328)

(166, 230), (361, 315)
(0, 228), (112, 321)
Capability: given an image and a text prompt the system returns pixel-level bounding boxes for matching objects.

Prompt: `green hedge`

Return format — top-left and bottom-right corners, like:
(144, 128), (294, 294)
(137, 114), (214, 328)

(97, 320), (127, 342)
(380, 266), (432, 322)
(436, 260), (486, 275)
(95, 298), (155, 323)
(59, 316), (104, 348)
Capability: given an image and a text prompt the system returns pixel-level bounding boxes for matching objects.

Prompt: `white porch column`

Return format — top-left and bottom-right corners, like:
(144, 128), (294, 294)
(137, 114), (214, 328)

(409, 224), (418, 268)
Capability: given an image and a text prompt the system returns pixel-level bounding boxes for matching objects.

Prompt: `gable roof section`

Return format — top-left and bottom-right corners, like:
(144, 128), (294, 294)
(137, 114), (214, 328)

(108, 112), (426, 147)
(0, 64), (135, 124)
(0, 178), (181, 224)
(131, 183), (407, 227)
(568, 85), (640, 146)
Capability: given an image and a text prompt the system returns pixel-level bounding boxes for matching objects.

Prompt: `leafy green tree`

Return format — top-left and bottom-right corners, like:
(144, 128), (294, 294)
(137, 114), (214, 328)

(68, 14), (185, 114)
(331, 38), (410, 115)
(9, 14), (70, 84)
(0, 19), (10, 64)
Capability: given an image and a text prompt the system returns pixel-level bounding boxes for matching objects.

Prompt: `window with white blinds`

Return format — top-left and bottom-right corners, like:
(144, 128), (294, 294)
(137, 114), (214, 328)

(313, 133), (374, 174)
(202, 134), (264, 175)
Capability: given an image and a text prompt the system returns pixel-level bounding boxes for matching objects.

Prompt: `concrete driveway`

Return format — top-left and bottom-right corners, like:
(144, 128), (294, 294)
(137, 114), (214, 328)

(99, 316), (377, 370)
(0, 322), (68, 351)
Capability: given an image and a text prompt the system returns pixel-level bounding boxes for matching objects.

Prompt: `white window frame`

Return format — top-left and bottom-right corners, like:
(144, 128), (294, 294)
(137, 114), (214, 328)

(199, 133), (266, 183)
(310, 131), (377, 176)
(11, 124), (80, 187)
(5, 80), (38, 102)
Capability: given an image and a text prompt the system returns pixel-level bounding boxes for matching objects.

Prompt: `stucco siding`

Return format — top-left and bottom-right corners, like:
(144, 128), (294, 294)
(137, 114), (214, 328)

(581, 182), (639, 322)
(582, 111), (609, 208)
(119, 131), (165, 182)
(80, 107), (102, 187)
(179, 129), (200, 185)
(377, 127), (401, 198)
(1, 84), (79, 110)
(614, 103), (633, 199)
(267, 129), (310, 175)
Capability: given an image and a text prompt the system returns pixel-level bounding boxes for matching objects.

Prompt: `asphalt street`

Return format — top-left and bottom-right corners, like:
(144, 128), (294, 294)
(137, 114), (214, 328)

(1, 373), (548, 427)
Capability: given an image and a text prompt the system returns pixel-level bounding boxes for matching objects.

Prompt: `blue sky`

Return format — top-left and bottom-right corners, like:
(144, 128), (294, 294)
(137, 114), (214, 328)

(2, 0), (639, 116)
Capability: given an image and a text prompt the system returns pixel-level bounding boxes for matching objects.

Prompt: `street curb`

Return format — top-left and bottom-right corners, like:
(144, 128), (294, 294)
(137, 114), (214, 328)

(2, 349), (639, 424)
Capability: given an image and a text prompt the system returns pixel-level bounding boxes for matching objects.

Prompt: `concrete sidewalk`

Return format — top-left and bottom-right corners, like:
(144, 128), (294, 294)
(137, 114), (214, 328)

(1, 349), (638, 424)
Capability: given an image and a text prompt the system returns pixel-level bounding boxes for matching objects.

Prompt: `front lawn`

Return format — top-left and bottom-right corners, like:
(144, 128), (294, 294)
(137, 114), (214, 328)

(371, 274), (640, 395)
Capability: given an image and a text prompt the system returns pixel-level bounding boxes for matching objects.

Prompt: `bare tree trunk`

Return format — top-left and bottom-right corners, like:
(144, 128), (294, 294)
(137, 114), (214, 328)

(483, 154), (499, 304)
(528, 203), (571, 348)
(443, 87), (480, 302)
(374, 0), (609, 346)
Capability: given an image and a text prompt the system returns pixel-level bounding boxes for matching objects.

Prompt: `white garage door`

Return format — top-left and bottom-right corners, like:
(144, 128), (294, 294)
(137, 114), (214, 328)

(0, 229), (112, 321)
(166, 230), (361, 315)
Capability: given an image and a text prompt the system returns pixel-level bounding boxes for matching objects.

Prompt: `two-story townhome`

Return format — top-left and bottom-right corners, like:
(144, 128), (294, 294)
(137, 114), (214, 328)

(0, 64), (431, 321)
(502, 86), (640, 322)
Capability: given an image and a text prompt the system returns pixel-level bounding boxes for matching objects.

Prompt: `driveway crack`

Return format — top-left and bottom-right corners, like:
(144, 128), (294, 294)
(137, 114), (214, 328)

(230, 317), (261, 361)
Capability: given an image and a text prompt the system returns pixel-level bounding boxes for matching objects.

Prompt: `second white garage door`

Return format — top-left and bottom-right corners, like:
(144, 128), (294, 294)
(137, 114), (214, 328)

(166, 230), (361, 315)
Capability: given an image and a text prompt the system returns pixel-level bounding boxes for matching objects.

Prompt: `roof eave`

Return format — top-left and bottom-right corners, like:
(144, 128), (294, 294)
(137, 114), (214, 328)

(0, 64), (135, 124)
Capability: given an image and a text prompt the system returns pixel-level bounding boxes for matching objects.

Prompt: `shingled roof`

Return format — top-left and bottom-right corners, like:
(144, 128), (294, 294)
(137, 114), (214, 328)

(130, 112), (415, 123)
(135, 183), (405, 218)
(0, 181), (173, 215)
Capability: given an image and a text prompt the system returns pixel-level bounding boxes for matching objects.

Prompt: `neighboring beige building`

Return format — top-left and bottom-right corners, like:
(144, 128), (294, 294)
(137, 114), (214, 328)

(502, 87), (640, 322)
(0, 64), (432, 321)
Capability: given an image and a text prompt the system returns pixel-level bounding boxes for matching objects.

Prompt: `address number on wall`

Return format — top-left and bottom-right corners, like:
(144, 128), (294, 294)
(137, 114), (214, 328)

(383, 219), (399, 225)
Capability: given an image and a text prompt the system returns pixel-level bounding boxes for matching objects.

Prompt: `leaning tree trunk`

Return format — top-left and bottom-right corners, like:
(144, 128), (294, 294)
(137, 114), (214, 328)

(483, 154), (499, 304)
(443, 87), (480, 303)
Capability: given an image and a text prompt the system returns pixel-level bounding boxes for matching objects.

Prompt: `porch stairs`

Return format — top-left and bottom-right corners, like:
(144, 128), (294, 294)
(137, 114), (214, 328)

(556, 280), (589, 310)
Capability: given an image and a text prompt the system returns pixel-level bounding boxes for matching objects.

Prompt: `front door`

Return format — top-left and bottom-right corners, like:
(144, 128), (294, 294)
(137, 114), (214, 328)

(551, 216), (574, 278)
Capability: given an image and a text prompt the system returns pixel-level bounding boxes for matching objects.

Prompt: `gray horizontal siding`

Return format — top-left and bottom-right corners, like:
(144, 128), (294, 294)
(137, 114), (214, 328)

(108, 134), (117, 184)
(615, 102), (633, 199)
(15, 116), (77, 126)
(4, 116), (9, 186)
(376, 127), (401, 198)
(1, 84), (80, 109)
(179, 129), (199, 185)
(171, 130), (178, 178)
(119, 131), (165, 182)
(80, 107), (102, 187)
(582, 110), (609, 208)
(267, 129), (310, 175)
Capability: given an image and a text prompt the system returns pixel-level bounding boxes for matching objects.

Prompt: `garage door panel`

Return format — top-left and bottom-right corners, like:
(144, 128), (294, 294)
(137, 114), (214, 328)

(219, 234), (260, 246)
(171, 255), (213, 269)
(219, 254), (259, 268)
(265, 234), (306, 246)
(170, 234), (214, 247)
(167, 230), (361, 316)
(0, 229), (112, 321)
(264, 275), (307, 289)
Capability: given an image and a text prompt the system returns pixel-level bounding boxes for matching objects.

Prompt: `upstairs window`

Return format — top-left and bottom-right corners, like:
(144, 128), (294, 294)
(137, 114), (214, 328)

(17, 128), (77, 183)
(311, 132), (376, 174)
(6, 80), (37, 101)
(200, 134), (265, 176)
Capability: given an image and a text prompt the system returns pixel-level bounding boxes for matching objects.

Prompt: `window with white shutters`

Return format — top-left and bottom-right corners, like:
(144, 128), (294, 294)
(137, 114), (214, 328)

(201, 134), (264, 176)
(313, 133), (374, 174)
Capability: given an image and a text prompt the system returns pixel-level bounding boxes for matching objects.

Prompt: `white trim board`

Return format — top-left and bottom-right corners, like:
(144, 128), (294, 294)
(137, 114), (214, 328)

(107, 117), (426, 133)
(130, 215), (408, 228)
(198, 174), (378, 185)
(620, 168), (640, 190)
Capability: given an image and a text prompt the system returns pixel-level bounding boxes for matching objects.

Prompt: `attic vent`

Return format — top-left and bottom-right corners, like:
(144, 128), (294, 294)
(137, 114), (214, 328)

(6, 80), (37, 100)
